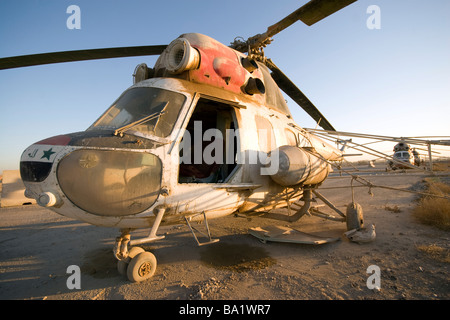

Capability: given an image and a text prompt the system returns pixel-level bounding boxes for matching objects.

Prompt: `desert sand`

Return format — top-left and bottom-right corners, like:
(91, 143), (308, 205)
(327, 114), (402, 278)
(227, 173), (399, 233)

(1, 166), (448, 304)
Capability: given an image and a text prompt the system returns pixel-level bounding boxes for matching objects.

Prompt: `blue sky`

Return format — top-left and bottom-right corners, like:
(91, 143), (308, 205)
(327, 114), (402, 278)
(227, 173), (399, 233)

(1, 0), (449, 173)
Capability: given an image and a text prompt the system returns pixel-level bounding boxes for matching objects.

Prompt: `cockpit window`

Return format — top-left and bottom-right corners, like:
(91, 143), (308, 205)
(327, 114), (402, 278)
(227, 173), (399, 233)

(89, 87), (186, 138)
(395, 151), (410, 159)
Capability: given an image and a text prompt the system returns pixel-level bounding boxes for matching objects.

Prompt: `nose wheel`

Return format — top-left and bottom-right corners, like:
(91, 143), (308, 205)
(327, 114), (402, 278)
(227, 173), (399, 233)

(117, 246), (157, 282)
(117, 248), (157, 282)
(116, 244), (158, 282)
(114, 208), (165, 282)
(126, 251), (157, 282)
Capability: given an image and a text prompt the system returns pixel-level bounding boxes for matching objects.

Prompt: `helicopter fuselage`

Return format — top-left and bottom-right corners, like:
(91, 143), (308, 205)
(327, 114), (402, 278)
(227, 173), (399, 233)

(19, 33), (342, 230)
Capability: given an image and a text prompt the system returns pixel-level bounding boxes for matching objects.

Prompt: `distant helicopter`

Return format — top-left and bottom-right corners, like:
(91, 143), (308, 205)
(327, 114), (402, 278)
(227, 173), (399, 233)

(1, 0), (370, 282)
(386, 141), (445, 171)
(387, 141), (419, 170)
(307, 129), (449, 174)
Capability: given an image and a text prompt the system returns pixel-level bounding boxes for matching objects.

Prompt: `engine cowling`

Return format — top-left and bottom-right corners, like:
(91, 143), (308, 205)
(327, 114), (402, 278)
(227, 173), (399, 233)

(269, 145), (330, 186)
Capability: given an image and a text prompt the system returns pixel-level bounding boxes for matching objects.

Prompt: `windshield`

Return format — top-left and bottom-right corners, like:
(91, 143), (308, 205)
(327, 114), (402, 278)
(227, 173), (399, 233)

(395, 151), (410, 159)
(89, 87), (186, 138)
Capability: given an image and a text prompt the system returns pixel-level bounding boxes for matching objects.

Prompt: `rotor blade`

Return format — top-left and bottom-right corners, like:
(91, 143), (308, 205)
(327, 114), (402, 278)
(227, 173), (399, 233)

(0, 45), (168, 70)
(233, 0), (357, 51)
(306, 128), (450, 146)
(265, 59), (336, 131)
(271, 0), (358, 30)
(415, 147), (441, 154)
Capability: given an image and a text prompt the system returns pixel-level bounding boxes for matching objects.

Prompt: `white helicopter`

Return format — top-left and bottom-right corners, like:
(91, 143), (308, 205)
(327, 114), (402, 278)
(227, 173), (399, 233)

(387, 142), (419, 170)
(1, 0), (375, 282)
(387, 141), (443, 171)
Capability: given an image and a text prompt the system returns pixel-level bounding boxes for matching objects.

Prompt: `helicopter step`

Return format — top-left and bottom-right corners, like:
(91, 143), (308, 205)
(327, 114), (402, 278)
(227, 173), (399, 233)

(184, 211), (220, 246)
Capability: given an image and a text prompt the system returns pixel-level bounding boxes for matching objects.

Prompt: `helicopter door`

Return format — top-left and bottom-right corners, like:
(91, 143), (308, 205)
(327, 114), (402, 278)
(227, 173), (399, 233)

(178, 98), (238, 183)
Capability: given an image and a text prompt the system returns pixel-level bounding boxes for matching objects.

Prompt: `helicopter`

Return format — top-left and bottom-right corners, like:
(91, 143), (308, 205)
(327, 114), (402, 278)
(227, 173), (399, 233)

(387, 142), (419, 170)
(1, 0), (371, 282)
(385, 141), (447, 171)
(305, 128), (450, 173)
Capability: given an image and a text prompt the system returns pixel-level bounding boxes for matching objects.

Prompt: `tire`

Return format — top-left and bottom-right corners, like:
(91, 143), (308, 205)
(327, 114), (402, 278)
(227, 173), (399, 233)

(127, 251), (157, 282)
(346, 202), (364, 230)
(117, 246), (145, 275)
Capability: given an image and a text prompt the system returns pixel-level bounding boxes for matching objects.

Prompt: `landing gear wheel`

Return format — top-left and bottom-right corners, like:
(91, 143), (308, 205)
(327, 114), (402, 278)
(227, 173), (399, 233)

(127, 251), (157, 282)
(117, 246), (145, 275)
(346, 202), (364, 230)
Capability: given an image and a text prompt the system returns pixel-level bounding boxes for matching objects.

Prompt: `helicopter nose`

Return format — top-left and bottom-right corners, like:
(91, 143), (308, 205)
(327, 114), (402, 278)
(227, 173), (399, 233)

(20, 135), (71, 207)
(20, 134), (163, 217)
(20, 135), (71, 183)
(56, 149), (162, 216)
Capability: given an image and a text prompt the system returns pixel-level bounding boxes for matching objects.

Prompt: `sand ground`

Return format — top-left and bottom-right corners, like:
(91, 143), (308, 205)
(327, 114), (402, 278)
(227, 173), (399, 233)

(0, 166), (449, 302)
